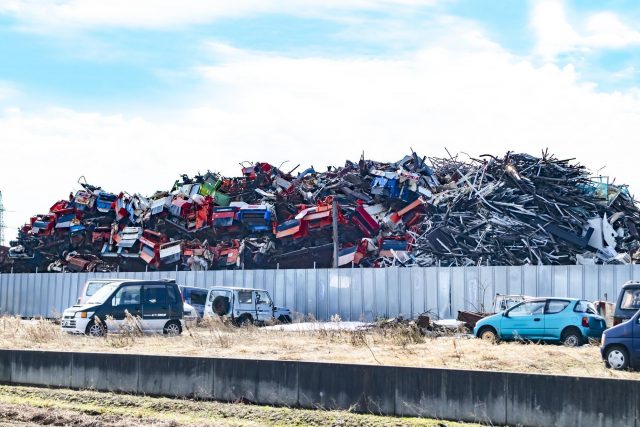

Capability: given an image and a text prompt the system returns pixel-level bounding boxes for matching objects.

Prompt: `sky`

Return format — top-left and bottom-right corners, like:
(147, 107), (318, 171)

(1, 0), (640, 243)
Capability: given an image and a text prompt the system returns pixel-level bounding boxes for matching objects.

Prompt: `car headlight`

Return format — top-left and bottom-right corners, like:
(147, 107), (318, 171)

(76, 311), (93, 319)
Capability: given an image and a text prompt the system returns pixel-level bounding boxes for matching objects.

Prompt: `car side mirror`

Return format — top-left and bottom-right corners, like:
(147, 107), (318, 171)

(502, 312), (508, 318)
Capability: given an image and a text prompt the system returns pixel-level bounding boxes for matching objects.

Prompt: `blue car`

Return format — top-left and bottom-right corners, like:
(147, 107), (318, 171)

(600, 308), (640, 370)
(473, 298), (606, 346)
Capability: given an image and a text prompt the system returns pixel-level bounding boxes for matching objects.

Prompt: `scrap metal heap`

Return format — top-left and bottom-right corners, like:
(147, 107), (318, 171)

(4, 150), (640, 273)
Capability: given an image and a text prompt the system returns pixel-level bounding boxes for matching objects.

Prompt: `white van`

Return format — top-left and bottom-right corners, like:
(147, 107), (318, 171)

(76, 279), (120, 304)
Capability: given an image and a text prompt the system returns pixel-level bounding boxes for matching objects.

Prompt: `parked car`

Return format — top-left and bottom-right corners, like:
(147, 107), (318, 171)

(182, 301), (199, 325)
(203, 286), (292, 325)
(613, 281), (640, 326)
(179, 286), (208, 318)
(76, 278), (120, 305)
(61, 279), (184, 336)
(600, 308), (640, 370)
(473, 298), (606, 346)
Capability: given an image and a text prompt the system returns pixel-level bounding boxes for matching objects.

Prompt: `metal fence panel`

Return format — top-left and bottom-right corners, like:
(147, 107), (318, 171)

(568, 266), (584, 299)
(373, 268), (387, 318)
(424, 267), (439, 316)
(362, 269), (375, 321)
(410, 268), (425, 318)
(2, 264), (640, 320)
(350, 268), (363, 321)
(437, 268), (451, 318)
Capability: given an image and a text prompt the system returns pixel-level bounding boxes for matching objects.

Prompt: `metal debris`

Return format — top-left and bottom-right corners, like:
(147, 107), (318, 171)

(5, 150), (640, 273)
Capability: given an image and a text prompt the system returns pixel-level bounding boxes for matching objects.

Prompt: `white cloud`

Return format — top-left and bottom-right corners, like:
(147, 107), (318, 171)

(0, 0), (438, 31)
(0, 82), (18, 102)
(532, 0), (640, 59)
(2, 29), (640, 242)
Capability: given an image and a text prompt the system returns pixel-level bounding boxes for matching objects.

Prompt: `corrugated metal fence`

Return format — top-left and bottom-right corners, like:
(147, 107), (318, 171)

(1, 265), (639, 320)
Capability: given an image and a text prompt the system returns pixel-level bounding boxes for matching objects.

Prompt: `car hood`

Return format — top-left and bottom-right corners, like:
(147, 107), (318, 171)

(473, 312), (502, 333)
(63, 304), (100, 316)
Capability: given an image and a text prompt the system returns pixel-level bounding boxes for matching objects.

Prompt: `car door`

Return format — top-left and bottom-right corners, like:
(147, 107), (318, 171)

(255, 290), (273, 323)
(632, 315), (640, 365)
(542, 299), (571, 340)
(236, 290), (256, 320)
(107, 284), (142, 331)
(189, 289), (207, 318)
(141, 283), (170, 331)
(500, 300), (546, 340)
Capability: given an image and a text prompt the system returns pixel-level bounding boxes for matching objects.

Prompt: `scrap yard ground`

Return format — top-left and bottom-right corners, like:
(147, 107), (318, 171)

(1, 316), (637, 380)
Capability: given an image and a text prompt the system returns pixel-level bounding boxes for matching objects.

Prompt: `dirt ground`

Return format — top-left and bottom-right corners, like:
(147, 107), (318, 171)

(0, 316), (638, 380)
(0, 385), (480, 427)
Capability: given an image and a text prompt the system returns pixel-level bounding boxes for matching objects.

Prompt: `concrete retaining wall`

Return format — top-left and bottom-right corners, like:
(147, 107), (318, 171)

(3, 264), (640, 321)
(0, 349), (637, 427)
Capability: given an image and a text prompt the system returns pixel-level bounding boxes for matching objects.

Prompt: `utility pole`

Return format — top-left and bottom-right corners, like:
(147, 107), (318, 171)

(332, 201), (339, 268)
(0, 191), (5, 246)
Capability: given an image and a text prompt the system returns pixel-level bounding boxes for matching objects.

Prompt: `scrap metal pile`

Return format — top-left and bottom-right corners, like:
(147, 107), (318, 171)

(5, 150), (640, 273)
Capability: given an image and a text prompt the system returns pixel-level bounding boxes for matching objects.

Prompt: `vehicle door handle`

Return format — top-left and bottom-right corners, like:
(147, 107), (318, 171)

(533, 318), (541, 322)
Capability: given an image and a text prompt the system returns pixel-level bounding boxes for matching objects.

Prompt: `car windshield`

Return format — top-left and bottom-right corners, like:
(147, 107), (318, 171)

(86, 283), (120, 305)
(621, 289), (640, 310)
(574, 300), (597, 314)
(85, 281), (110, 297)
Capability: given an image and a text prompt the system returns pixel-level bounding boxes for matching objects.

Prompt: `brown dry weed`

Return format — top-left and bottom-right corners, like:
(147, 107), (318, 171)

(0, 315), (638, 381)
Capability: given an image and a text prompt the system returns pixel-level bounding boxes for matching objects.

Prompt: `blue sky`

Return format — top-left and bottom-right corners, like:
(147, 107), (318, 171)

(1, 0), (640, 240)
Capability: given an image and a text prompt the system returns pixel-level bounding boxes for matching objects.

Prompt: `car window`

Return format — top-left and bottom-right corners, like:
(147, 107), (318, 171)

(546, 300), (570, 314)
(574, 300), (597, 314)
(167, 285), (178, 304)
(508, 301), (545, 316)
(621, 289), (640, 310)
(144, 285), (168, 305)
(190, 290), (207, 306)
(208, 290), (232, 302)
(86, 283), (120, 305)
(238, 290), (253, 304)
(256, 291), (272, 305)
(85, 281), (108, 297)
(112, 285), (141, 307)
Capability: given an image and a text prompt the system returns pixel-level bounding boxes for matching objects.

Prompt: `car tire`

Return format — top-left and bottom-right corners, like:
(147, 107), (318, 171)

(85, 320), (106, 337)
(163, 320), (182, 336)
(212, 296), (231, 316)
(278, 315), (292, 324)
(478, 326), (499, 343)
(236, 314), (253, 327)
(561, 328), (583, 347)
(605, 346), (629, 370)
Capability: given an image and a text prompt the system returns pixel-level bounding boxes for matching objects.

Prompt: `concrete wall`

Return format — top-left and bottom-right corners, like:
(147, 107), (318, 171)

(2, 264), (640, 320)
(0, 349), (637, 427)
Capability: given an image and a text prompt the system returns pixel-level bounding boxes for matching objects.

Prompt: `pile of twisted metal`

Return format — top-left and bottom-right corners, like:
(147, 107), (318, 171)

(4, 149), (640, 273)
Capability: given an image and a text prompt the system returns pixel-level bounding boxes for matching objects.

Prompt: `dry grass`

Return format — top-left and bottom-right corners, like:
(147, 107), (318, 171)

(1, 315), (638, 381)
(0, 384), (481, 427)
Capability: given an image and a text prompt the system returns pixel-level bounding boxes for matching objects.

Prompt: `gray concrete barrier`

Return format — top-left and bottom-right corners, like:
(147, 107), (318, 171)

(0, 349), (637, 427)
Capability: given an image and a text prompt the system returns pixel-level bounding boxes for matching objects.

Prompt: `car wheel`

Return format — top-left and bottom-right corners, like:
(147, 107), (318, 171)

(478, 326), (499, 343)
(561, 328), (583, 347)
(85, 320), (106, 337)
(236, 314), (253, 327)
(163, 320), (182, 336)
(278, 315), (292, 324)
(605, 346), (629, 370)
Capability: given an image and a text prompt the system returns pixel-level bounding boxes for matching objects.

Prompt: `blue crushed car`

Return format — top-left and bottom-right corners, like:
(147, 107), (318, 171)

(473, 298), (606, 346)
